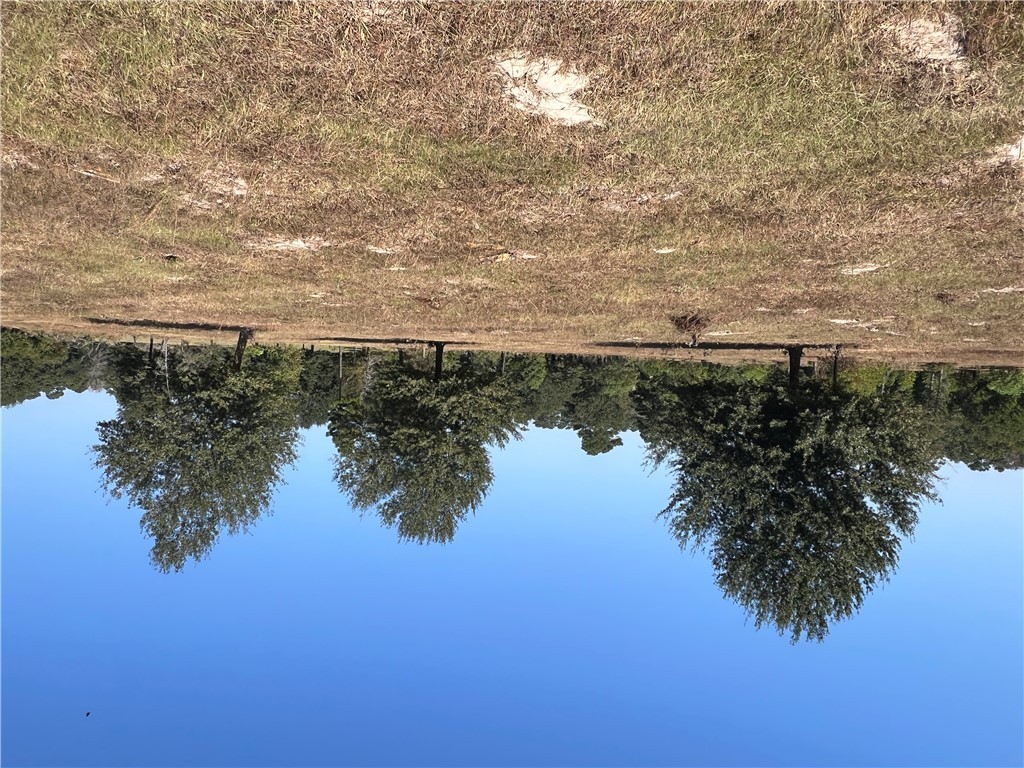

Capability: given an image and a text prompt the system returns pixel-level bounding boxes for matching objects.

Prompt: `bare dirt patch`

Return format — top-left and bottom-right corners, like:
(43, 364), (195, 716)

(983, 133), (1023, 170)
(980, 286), (1024, 294)
(350, 0), (408, 26)
(840, 263), (886, 276)
(184, 168), (249, 210)
(879, 10), (992, 108)
(889, 13), (967, 68)
(493, 51), (602, 126)
(247, 236), (332, 252)
(2, 151), (38, 171)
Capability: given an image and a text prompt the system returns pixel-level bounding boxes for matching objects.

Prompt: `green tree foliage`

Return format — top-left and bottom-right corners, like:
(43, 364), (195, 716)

(7, 326), (1021, 582)
(524, 355), (638, 454)
(330, 352), (518, 543)
(296, 348), (342, 428)
(94, 343), (302, 571)
(840, 364), (916, 397)
(635, 367), (940, 642)
(0, 329), (106, 406)
(929, 369), (1024, 471)
(846, 365), (1024, 471)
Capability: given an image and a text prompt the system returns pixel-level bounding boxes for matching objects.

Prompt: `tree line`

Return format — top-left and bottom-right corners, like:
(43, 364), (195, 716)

(5, 330), (1020, 473)
(3, 329), (1021, 641)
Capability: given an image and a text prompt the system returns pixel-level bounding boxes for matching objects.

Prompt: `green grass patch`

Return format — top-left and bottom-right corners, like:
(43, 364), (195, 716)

(133, 222), (236, 252)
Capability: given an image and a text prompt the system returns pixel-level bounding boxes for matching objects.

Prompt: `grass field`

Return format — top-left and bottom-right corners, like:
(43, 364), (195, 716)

(2, 1), (1022, 364)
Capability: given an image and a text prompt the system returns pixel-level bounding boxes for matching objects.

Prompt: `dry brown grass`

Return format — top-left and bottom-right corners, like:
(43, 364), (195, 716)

(2, 1), (1023, 364)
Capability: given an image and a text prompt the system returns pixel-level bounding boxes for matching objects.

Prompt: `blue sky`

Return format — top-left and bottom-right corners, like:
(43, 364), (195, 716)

(2, 390), (1022, 767)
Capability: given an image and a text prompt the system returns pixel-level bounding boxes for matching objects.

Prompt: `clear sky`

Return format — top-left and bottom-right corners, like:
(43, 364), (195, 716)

(2, 390), (1022, 767)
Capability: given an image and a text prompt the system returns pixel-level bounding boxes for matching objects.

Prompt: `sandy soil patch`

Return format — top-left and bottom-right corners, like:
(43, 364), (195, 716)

(201, 169), (248, 199)
(980, 286), (1024, 294)
(481, 249), (542, 263)
(247, 236), (331, 252)
(840, 263), (886, 276)
(882, 11), (984, 109)
(183, 168), (249, 210)
(983, 134), (1023, 169)
(938, 132), (1023, 187)
(351, 0), (404, 25)
(889, 13), (967, 69)
(829, 317), (902, 335)
(493, 52), (601, 126)
(2, 152), (39, 171)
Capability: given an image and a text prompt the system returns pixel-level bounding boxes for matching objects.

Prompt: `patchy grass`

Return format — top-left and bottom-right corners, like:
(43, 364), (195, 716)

(133, 222), (238, 251)
(2, 1), (1022, 363)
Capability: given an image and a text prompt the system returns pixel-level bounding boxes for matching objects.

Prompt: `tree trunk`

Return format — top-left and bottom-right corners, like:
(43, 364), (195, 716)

(787, 346), (803, 390)
(433, 342), (445, 382)
(161, 338), (171, 396)
(234, 328), (254, 372)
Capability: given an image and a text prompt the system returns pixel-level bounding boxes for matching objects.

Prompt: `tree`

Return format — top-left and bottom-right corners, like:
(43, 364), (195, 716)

(562, 358), (638, 454)
(330, 352), (518, 543)
(931, 369), (1024, 471)
(521, 355), (638, 454)
(0, 329), (102, 406)
(636, 368), (939, 642)
(296, 347), (343, 429)
(94, 343), (302, 571)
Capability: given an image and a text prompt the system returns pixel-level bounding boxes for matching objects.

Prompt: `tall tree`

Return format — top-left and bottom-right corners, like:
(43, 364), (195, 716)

(636, 368), (940, 642)
(94, 343), (302, 571)
(521, 355), (638, 454)
(296, 347), (344, 428)
(933, 369), (1024, 471)
(330, 352), (518, 543)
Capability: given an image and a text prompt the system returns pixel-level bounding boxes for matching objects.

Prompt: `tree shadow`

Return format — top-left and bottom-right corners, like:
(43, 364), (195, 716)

(86, 317), (256, 333)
